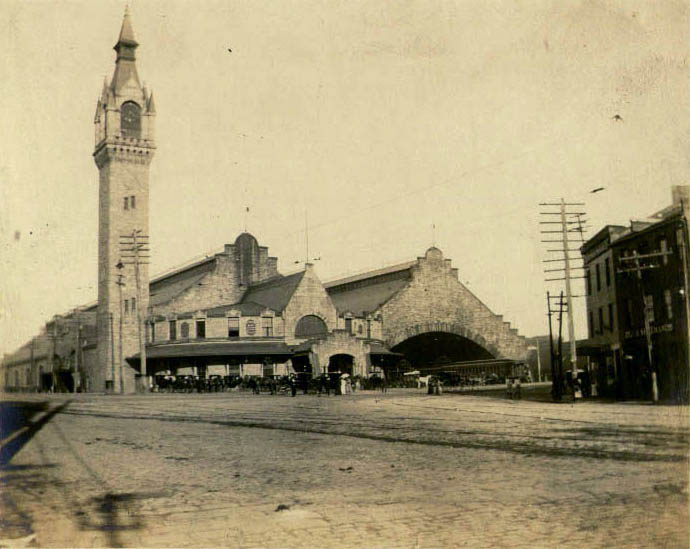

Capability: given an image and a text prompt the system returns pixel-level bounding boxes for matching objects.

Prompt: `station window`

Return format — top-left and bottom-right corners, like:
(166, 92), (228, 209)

(605, 258), (611, 287)
(180, 322), (189, 339)
(124, 299), (129, 314)
(228, 316), (239, 337)
(196, 320), (206, 339)
(586, 269), (591, 296)
(131, 297), (136, 313)
(599, 307), (604, 334)
(150, 321), (155, 342)
(124, 196), (129, 210)
(262, 316), (273, 337)
(588, 311), (594, 338)
(130, 195), (136, 209)
(665, 289), (673, 320)
(366, 319), (372, 339)
(595, 263), (601, 292)
(345, 317), (352, 334)
(608, 303), (614, 331)
(169, 320), (177, 341)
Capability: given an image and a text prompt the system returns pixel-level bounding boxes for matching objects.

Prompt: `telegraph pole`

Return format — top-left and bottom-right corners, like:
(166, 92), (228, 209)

(618, 248), (673, 403)
(540, 200), (587, 399)
(115, 261), (125, 394)
(120, 230), (150, 381)
(560, 199), (578, 377)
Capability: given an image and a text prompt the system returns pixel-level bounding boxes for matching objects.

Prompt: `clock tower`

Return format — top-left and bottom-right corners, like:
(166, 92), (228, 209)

(93, 8), (155, 393)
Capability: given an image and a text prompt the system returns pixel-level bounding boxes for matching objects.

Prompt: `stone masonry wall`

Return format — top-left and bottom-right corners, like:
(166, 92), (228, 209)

(381, 248), (527, 360)
(283, 265), (338, 345)
(310, 331), (371, 377)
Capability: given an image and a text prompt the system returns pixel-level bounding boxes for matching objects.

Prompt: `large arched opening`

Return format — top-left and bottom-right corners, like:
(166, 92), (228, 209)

(391, 331), (495, 367)
(328, 354), (354, 376)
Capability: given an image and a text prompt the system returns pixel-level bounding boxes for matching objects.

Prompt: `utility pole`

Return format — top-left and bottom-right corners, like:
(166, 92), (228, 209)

(677, 222), (690, 400)
(115, 262), (125, 394)
(109, 312), (115, 392)
(120, 230), (150, 382)
(547, 291), (555, 388)
(540, 200), (587, 399)
(557, 291), (565, 398)
(560, 199), (578, 379)
(618, 248), (673, 403)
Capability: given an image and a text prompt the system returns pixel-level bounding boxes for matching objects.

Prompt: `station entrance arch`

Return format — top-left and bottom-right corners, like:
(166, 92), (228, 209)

(391, 331), (495, 367)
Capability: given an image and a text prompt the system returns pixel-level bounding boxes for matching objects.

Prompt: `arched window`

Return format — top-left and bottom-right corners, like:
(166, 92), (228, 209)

(295, 315), (328, 338)
(120, 101), (141, 138)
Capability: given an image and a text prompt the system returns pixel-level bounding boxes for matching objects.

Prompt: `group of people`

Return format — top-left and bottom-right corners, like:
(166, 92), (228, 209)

(151, 373), (370, 397)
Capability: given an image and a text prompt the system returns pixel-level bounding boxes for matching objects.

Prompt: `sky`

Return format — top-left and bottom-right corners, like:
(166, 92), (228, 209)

(2, 0), (689, 356)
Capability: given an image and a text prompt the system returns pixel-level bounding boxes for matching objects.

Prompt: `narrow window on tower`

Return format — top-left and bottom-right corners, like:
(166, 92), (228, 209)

(124, 196), (129, 210)
(124, 299), (129, 314)
(131, 297), (136, 313)
(130, 195), (136, 209)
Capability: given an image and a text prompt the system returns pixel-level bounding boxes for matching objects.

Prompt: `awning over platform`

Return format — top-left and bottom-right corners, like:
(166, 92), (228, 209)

(368, 342), (403, 356)
(128, 340), (294, 363)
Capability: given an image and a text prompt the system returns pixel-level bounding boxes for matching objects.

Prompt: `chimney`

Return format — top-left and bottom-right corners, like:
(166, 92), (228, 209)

(672, 185), (689, 216)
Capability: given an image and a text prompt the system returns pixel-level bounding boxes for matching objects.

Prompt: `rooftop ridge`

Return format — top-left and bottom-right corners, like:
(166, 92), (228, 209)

(324, 260), (416, 288)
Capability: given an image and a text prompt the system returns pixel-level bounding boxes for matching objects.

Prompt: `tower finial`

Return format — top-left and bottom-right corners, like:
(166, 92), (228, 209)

(115, 5), (138, 51)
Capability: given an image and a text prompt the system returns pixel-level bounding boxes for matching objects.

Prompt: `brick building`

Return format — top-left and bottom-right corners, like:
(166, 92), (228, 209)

(581, 186), (690, 403)
(1, 11), (527, 393)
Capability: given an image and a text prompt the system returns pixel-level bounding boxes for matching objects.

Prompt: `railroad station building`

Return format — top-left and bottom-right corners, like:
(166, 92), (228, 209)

(1, 11), (527, 393)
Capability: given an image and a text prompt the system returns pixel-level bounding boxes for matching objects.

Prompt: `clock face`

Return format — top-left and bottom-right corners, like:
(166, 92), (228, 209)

(120, 101), (141, 138)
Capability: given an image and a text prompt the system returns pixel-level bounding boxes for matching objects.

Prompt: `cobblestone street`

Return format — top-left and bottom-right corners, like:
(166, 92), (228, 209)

(1, 390), (688, 548)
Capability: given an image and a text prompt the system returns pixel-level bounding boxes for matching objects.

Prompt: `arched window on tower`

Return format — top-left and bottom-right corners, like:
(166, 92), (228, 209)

(120, 101), (141, 138)
(295, 315), (328, 338)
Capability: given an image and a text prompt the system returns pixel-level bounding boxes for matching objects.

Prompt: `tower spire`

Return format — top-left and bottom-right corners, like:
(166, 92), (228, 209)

(110, 7), (141, 92)
(115, 6), (138, 53)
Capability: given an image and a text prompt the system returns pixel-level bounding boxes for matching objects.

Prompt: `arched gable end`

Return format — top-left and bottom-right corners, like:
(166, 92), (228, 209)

(380, 247), (528, 361)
